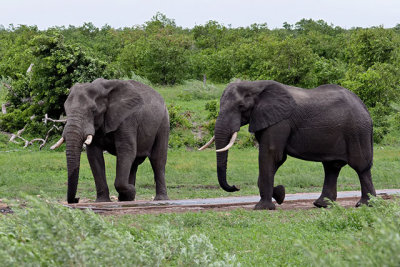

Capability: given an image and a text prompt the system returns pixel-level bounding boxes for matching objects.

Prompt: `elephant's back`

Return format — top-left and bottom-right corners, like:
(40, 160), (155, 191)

(128, 80), (165, 105)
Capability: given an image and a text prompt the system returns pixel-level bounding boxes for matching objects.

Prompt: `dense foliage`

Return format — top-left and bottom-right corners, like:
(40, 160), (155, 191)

(1, 14), (400, 144)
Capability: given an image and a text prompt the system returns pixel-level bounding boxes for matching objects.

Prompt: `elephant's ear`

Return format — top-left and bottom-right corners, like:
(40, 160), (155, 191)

(249, 83), (295, 133)
(104, 81), (144, 133)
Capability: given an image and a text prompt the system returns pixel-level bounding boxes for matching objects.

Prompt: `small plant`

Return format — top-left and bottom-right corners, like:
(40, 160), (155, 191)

(168, 104), (191, 130)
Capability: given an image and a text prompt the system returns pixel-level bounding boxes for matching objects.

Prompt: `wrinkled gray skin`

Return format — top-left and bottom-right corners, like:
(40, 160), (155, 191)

(64, 78), (169, 204)
(215, 80), (376, 210)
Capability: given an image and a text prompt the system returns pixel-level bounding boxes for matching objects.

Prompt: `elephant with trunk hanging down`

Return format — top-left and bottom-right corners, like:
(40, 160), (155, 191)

(199, 80), (376, 210)
(51, 78), (169, 204)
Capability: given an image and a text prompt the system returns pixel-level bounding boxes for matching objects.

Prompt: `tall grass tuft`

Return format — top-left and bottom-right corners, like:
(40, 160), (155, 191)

(299, 196), (400, 266)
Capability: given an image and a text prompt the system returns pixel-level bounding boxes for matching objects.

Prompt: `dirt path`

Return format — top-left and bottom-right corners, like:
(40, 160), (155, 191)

(1, 189), (399, 215)
(65, 189), (400, 215)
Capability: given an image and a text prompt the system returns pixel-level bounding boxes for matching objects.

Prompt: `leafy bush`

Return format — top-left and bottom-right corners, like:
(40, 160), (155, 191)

(203, 100), (219, 136)
(0, 196), (238, 266)
(167, 104), (199, 148)
(168, 104), (191, 130)
(369, 102), (392, 143)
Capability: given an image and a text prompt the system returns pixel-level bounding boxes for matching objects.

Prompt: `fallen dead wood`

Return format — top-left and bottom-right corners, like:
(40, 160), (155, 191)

(8, 114), (66, 150)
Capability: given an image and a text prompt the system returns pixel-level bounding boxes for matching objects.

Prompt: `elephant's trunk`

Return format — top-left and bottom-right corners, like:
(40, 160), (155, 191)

(65, 127), (84, 204)
(215, 122), (240, 192)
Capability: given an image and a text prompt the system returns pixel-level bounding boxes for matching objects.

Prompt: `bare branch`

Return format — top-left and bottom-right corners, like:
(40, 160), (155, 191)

(43, 114), (67, 124)
(26, 63), (34, 73)
(8, 114), (65, 150)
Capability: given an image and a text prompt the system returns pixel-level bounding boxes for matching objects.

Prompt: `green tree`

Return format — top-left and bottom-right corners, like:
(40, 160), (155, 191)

(257, 37), (318, 87)
(341, 62), (400, 108)
(118, 30), (191, 84)
(1, 31), (113, 133)
(346, 27), (396, 68)
(0, 25), (38, 79)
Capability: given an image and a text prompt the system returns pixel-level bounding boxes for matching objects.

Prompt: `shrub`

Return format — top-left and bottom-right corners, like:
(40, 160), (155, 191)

(168, 104), (191, 130)
(369, 102), (392, 143)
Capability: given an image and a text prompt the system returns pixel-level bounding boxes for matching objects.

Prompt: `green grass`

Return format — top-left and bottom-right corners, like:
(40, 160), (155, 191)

(1, 143), (399, 201)
(1, 196), (399, 266)
(115, 196), (400, 266)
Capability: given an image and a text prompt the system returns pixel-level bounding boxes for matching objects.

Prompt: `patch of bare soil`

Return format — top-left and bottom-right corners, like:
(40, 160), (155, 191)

(69, 194), (394, 216)
(1, 193), (395, 216)
(0, 201), (13, 214)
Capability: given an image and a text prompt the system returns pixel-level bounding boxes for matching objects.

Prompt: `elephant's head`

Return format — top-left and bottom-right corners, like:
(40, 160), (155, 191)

(200, 80), (295, 192)
(54, 79), (143, 203)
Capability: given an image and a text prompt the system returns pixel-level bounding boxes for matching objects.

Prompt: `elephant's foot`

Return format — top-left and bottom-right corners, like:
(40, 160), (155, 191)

(117, 187), (136, 201)
(254, 200), (276, 210)
(272, 185), (285, 205)
(68, 198), (80, 204)
(95, 196), (112, 202)
(356, 197), (371, 207)
(313, 197), (335, 208)
(153, 193), (169, 201)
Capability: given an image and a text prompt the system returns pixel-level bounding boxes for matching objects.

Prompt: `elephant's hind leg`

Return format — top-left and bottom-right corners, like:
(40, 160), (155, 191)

(355, 168), (376, 207)
(314, 161), (346, 208)
(149, 126), (169, 201)
(129, 157), (146, 186)
(348, 154), (376, 206)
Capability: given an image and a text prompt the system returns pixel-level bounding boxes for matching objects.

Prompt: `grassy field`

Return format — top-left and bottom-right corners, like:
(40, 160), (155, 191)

(1, 144), (400, 201)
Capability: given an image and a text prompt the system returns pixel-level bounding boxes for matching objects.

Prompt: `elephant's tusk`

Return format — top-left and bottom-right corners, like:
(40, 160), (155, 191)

(198, 136), (215, 151)
(216, 132), (238, 153)
(50, 137), (64, 150)
(84, 135), (93, 145)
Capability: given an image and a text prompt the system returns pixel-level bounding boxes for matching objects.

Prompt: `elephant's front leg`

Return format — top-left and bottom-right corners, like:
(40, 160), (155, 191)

(86, 144), (111, 202)
(254, 126), (289, 210)
(115, 153), (136, 201)
(255, 150), (280, 210)
(114, 128), (137, 201)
